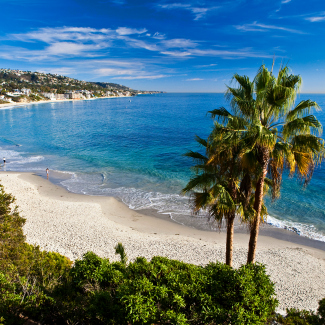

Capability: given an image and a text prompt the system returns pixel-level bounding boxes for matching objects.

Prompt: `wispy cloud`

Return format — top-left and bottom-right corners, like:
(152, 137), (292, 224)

(6, 26), (198, 57)
(305, 12), (325, 22)
(196, 63), (217, 68)
(95, 65), (169, 80)
(235, 21), (305, 34)
(157, 3), (218, 20)
(161, 48), (272, 59)
(160, 38), (198, 48)
(186, 78), (204, 81)
(116, 27), (147, 35)
(0, 25), (273, 80)
(113, 75), (168, 80)
(38, 67), (77, 75)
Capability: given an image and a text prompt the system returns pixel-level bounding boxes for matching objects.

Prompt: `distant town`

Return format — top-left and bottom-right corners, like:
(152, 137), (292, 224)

(0, 68), (162, 104)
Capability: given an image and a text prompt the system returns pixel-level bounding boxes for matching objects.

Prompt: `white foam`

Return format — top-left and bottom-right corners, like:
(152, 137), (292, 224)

(59, 172), (325, 243)
(266, 215), (325, 242)
(13, 155), (44, 164)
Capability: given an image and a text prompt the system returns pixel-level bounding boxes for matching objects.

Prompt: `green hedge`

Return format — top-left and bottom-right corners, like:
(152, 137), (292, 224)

(61, 251), (277, 324)
(0, 251), (277, 324)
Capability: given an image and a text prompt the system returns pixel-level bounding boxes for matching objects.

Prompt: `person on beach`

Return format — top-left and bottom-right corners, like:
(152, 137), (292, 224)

(3, 157), (5, 164)
(46, 168), (49, 179)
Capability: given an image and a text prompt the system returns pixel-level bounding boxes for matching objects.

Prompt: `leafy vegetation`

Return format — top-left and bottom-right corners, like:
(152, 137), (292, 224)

(274, 300), (325, 324)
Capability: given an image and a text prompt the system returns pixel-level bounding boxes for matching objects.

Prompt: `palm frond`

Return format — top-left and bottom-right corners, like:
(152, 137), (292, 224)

(183, 150), (207, 161)
(283, 115), (322, 139)
(182, 173), (216, 194)
(286, 100), (320, 121)
(208, 107), (233, 124)
(194, 135), (208, 148)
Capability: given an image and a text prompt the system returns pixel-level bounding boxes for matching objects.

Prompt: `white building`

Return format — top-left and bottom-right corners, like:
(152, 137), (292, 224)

(21, 88), (31, 95)
(42, 92), (56, 100)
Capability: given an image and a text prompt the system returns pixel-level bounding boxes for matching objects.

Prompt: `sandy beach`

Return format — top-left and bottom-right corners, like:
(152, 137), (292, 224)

(0, 171), (324, 313)
(0, 95), (132, 110)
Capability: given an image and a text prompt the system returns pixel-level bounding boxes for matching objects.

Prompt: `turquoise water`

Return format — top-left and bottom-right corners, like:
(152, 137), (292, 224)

(0, 93), (324, 241)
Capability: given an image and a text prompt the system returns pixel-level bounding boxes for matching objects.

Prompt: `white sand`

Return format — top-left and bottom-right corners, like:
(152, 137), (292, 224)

(0, 172), (324, 313)
(0, 95), (132, 110)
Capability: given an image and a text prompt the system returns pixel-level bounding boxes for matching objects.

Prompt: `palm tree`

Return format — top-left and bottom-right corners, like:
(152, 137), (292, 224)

(182, 111), (253, 267)
(226, 64), (324, 263)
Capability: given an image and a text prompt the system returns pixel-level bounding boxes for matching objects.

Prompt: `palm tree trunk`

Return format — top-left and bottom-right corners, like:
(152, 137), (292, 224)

(247, 148), (269, 264)
(226, 214), (235, 267)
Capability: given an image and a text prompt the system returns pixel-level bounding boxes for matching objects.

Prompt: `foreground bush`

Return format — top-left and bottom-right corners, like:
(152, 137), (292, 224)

(274, 299), (325, 325)
(63, 251), (277, 324)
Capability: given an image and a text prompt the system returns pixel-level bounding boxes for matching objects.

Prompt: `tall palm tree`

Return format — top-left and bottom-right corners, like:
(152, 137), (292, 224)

(226, 64), (324, 263)
(182, 112), (252, 267)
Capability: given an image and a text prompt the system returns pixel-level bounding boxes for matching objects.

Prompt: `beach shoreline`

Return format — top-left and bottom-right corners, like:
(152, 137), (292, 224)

(0, 95), (133, 110)
(0, 171), (324, 312)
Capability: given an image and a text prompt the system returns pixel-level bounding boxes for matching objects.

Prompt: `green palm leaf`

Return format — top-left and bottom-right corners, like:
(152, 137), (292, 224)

(286, 100), (320, 121)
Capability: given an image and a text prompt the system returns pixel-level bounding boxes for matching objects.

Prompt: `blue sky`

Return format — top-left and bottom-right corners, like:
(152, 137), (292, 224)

(0, 0), (324, 92)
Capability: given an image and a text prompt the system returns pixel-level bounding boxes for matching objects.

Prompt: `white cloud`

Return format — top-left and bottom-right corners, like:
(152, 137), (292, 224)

(38, 67), (76, 75)
(1, 25), (272, 70)
(112, 74), (168, 79)
(46, 42), (107, 56)
(95, 68), (139, 76)
(116, 27), (147, 35)
(235, 22), (305, 34)
(196, 63), (217, 68)
(159, 3), (190, 9)
(157, 3), (218, 20)
(186, 78), (204, 81)
(161, 38), (198, 48)
(160, 50), (193, 57)
(305, 14), (325, 22)
(191, 7), (209, 20)
(12, 27), (114, 43)
(161, 48), (272, 59)
(152, 32), (165, 39)
(281, 0), (291, 3)
(120, 36), (160, 51)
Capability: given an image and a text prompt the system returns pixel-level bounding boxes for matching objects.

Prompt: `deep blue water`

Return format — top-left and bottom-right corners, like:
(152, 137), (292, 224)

(0, 93), (324, 241)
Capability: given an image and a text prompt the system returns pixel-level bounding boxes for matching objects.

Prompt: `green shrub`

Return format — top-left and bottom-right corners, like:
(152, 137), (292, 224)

(275, 299), (325, 325)
(0, 184), (72, 323)
(0, 185), (27, 273)
(318, 298), (325, 320)
(68, 253), (277, 324)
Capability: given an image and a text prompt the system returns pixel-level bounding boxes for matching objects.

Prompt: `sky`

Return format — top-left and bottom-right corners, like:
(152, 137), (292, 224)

(0, 0), (324, 92)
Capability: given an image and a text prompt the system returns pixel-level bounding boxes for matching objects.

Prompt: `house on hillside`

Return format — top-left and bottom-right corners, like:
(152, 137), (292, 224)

(21, 88), (31, 95)
(42, 92), (56, 100)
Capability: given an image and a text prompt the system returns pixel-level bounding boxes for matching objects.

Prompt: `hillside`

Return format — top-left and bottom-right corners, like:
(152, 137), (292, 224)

(0, 68), (161, 104)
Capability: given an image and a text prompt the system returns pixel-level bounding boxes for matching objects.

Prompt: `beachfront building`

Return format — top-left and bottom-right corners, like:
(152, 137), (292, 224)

(55, 94), (66, 100)
(21, 88), (31, 95)
(68, 92), (82, 99)
(42, 92), (56, 100)
(7, 91), (24, 97)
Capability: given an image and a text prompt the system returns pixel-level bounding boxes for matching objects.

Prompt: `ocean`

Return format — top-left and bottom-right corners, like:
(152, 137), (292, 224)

(0, 93), (324, 242)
